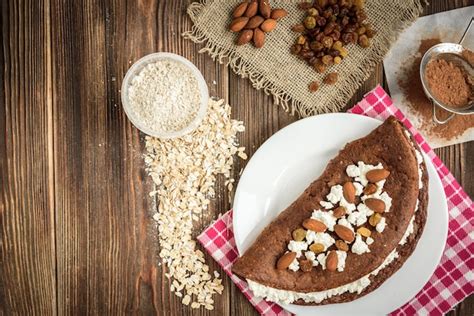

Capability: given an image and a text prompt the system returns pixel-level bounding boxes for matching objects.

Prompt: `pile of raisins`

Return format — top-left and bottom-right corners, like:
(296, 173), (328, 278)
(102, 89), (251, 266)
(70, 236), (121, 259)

(291, 0), (376, 86)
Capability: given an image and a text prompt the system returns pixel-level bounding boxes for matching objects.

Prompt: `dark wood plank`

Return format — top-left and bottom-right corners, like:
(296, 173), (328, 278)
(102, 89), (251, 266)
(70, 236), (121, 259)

(51, 0), (157, 314)
(0, 0), (56, 314)
(50, 0), (232, 315)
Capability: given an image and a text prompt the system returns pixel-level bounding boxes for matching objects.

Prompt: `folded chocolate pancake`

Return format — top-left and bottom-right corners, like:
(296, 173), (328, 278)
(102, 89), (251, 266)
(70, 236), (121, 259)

(232, 116), (428, 305)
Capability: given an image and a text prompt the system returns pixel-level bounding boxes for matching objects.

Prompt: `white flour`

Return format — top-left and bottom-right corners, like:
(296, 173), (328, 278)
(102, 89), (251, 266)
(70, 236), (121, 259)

(128, 59), (200, 133)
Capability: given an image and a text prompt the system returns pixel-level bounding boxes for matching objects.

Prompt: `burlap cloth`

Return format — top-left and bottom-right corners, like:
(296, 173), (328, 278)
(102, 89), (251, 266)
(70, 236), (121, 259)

(183, 0), (424, 117)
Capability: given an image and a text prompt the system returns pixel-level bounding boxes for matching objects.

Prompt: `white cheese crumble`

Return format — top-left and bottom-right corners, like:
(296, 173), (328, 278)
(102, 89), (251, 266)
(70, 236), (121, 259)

(354, 182), (364, 196)
(336, 251), (347, 272)
(346, 164), (361, 177)
(378, 192), (393, 212)
(351, 234), (370, 255)
(288, 240), (308, 257)
(350, 162), (384, 186)
(366, 237), (374, 245)
(348, 203), (374, 226)
(319, 200), (334, 209)
(288, 257), (300, 272)
(305, 251), (319, 266)
(317, 253), (327, 269)
(326, 184), (356, 213)
(311, 210), (337, 231)
(306, 231), (335, 250)
(376, 217), (387, 233)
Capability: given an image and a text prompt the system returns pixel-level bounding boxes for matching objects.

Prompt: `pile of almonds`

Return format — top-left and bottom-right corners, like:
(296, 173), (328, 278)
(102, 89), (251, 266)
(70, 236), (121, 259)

(229, 0), (288, 48)
(291, 0), (376, 91)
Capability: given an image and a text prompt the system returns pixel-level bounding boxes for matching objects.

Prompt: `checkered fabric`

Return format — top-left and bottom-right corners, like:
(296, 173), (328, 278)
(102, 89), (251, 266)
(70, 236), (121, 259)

(197, 85), (473, 315)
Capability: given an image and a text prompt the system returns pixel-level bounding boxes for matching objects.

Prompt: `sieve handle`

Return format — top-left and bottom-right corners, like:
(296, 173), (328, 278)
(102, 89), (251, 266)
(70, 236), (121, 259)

(459, 18), (473, 45)
(432, 101), (455, 124)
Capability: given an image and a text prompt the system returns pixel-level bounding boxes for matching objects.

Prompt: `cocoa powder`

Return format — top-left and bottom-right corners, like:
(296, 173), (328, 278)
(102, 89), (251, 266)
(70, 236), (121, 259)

(425, 58), (472, 108)
(398, 38), (474, 141)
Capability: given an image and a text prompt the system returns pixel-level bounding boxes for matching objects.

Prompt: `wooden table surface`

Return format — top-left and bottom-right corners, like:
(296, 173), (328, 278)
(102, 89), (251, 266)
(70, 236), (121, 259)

(1, 0), (472, 315)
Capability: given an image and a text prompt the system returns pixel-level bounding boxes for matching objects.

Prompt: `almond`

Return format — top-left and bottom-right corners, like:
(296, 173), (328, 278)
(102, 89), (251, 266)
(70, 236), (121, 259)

(366, 169), (390, 183)
(232, 2), (249, 18)
(326, 251), (338, 271)
(229, 17), (249, 32)
(260, 19), (277, 32)
(334, 224), (355, 243)
(332, 206), (346, 218)
(245, 15), (264, 29)
(364, 198), (386, 213)
(363, 183), (377, 195)
(302, 218), (327, 232)
(276, 252), (296, 270)
(335, 240), (349, 251)
(236, 29), (254, 45)
(270, 8), (288, 20)
(357, 227), (372, 237)
(244, 1), (258, 17)
(259, 0), (271, 18)
(343, 182), (356, 203)
(253, 28), (265, 48)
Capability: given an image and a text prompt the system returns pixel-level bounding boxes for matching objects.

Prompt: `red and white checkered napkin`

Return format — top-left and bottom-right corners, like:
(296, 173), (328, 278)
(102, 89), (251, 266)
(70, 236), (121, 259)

(197, 85), (474, 315)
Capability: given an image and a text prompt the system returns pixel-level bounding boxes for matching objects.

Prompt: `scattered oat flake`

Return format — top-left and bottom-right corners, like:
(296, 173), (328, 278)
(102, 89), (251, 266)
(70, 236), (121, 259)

(144, 99), (245, 309)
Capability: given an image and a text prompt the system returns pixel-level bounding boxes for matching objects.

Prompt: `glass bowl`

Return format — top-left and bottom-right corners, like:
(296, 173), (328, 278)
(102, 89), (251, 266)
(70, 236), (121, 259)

(121, 52), (209, 139)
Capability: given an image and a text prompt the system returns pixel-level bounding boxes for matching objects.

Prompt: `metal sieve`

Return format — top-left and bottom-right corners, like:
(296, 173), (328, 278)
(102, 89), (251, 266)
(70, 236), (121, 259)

(419, 18), (474, 124)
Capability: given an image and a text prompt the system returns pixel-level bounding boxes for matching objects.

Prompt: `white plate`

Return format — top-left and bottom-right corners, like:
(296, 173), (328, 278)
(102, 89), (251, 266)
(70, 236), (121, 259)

(233, 113), (448, 316)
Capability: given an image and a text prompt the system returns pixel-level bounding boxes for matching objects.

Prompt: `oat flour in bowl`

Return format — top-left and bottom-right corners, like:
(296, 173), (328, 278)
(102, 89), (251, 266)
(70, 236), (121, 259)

(127, 58), (201, 134)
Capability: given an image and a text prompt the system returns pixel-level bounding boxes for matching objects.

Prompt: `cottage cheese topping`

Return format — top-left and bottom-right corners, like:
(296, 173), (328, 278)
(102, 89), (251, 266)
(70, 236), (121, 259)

(320, 200), (334, 209)
(347, 162), (384, 186)
(247, 250), (400, 305)
(305, 251), (319, 266)
(288, 241), (308, 257)
(351, 234), (370, 255)
(311, 210), (337, 231)
(354, 182), (364, 196)
(376, 217), (387, 233)
(306, 231), (335, 250)
(348, 203), (373, 226)
(366, 237), (374, 245)
(317, 253), (327, 269)
(336, 251), (347, 272)
(326, 185), (356, 213)
(288, 257), (300, 272)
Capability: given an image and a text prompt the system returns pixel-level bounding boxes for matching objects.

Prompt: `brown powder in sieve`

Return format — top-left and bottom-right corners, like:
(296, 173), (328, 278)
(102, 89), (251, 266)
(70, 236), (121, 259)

(425, 58), (472, 108)
(398, 38), (474, 141)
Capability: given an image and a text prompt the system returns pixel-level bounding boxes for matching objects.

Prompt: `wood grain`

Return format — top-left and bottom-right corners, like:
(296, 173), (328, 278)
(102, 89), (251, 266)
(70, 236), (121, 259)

(0, 0), (56, 314)
(0, 0), (472, 315)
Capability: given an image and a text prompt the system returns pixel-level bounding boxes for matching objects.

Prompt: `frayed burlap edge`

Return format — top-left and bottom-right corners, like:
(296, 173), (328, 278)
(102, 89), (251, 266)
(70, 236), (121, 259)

(183, 0), (426, 117)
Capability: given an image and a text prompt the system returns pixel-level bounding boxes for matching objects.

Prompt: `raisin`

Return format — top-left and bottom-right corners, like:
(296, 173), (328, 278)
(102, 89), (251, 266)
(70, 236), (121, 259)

(324, 72), (338, 84)
(308, 81), (320, 92)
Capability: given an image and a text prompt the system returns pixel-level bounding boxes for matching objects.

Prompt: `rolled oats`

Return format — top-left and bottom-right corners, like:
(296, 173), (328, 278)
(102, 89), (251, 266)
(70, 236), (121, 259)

(145, 99), (245, 309)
